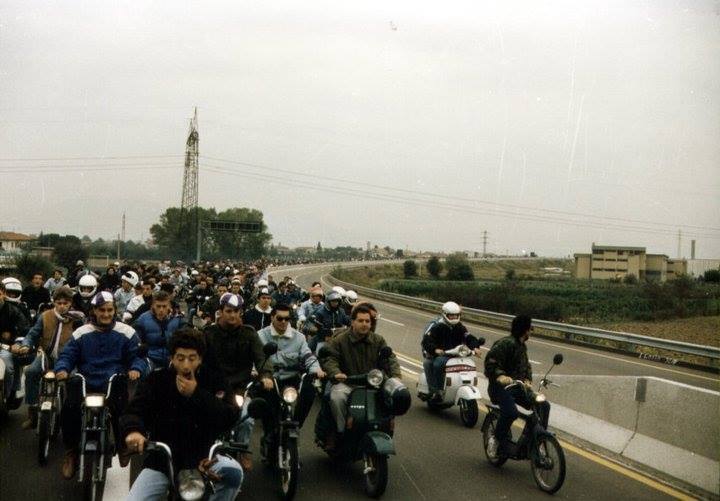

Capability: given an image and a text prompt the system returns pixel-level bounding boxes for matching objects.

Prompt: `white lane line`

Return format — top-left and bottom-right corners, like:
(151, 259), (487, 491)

(530, 360), (542, 365)
(103, 456), (130, 499)
(379, 316), (405, 327)
(396, 353), (424, 369)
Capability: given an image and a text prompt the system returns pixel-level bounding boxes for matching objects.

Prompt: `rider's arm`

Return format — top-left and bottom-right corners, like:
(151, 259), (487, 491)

(21, 315), (44, 349)
(122, 331), (148, 375)
(421, 323), (440, 357)
(119, 376), (152, 438)
(379, 337), (402, 379)
(483, 339), (510, 381)
(53, 334), (80, 374)
(188, 373), (239, 433)
(250, 330), (273, 378)
(320, 340), (342, 380)
(298, 336), (321, 374)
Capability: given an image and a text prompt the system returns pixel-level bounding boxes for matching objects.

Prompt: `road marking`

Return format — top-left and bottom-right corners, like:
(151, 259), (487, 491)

(529, 360), (542, 365)
(396, 353), (424, 369)
(401, 367), (419, 377)
(379, 316), (405, 327)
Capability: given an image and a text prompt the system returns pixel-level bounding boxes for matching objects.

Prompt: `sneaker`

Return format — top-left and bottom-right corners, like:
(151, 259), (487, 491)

(486, 435), (499, 458)
(61, 449), (78, 480)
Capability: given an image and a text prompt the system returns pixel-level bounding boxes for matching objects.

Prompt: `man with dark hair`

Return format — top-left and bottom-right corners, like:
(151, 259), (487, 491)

(44, 269), (67, 295)
(133, 290), (186, 372)
(320, 304), (401, 450)
(483, 314), (549, 459)
(124, 279), (154, 322)
(201, 279), (229, 323)
(23, 273), (51, 312)
(242, 287), (272, 331)
(122, 327), (244, 500)
(14, 286), (84, 429)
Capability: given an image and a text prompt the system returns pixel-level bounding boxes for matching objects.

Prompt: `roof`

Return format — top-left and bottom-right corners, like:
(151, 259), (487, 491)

(0, 231), (35, 241)
(591, 244), (646, 252)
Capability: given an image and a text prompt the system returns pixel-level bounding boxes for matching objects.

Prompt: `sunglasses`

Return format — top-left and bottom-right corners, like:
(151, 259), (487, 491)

(275, 316), (291, 322)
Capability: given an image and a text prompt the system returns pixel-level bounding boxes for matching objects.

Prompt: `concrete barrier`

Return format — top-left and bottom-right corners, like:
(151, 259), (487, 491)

(543, 375), (720, 495)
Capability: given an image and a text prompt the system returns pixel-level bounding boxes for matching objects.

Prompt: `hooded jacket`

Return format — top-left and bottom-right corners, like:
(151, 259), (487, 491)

(133, 311), (186, 367)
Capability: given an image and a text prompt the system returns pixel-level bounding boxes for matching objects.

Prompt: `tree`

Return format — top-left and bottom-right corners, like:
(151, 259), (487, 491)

(211, 207), (272, 260)
(150, 207), (217, 260)
(623, 273), (638, 284)
(317, 241), (322, 252)
(395, 249), (404, 258)
(445, 252), (475, 281)
(54, 239), (88, 271)
(403, 260), (418, 278)
(426, 256), (442, 278)
(505, 269), (516, 281)
(14, 253), (54, 281)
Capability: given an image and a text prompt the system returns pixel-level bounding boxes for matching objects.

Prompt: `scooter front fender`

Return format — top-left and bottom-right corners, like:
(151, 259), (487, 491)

(454, 385), (482, 404)
(361, 431), (396, 456)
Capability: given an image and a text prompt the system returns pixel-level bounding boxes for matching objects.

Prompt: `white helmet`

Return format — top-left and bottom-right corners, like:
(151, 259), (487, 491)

(441, 301), (461, 325)
(2, 277), (23, 303)
(191, 269), (199, 276)
(78, 275), (98, 298)
(345, 290), (358, 305)
(257, 279), (269, 288)
(121, 271), (139, 287)
(331, 286), (347, 298)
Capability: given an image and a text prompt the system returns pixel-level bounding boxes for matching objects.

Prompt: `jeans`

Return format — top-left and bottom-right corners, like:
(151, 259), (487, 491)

(127, 454), (243, 501)
(23, 354), (45, 405)
(329, 383), (353, 433)
(487, 382), (550, 446)
(232, 397), (254, 448)
(423, 356), (449, 393)
(0, 349), (32, 399)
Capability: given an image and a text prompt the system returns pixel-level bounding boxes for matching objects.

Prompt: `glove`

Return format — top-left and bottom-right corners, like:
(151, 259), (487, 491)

(497, 375), (513, 386)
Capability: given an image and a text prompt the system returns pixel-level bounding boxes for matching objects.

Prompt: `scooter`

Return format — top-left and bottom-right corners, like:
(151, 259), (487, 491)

(481, 353), (566, 494)
(37, 349), (65, 466)
(416, 336), (485, 428)
(0, 337), (32, 419)
(315, 346), (411, 498)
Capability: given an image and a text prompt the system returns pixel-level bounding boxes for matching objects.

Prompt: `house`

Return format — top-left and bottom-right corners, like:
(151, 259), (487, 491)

(0, 232), (36, 254)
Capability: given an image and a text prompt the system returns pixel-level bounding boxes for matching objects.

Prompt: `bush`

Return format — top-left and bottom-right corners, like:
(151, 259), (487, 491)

(14, 253), (54, 282)
(505, 269), (516, 281)
(623, 273), (638, 284)
(703, 269), (720, 283)
(403, 260), (418, 278)
(445, 253), (474, 281)
(426, 256), (442, 278)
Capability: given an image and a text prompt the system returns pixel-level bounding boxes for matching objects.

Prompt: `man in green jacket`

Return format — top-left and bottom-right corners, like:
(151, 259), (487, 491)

(483, 314), (549, 458)
(322, 304), (401, 443)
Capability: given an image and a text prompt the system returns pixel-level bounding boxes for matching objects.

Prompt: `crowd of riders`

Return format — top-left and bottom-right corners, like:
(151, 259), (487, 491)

(0, 256), (555, 499)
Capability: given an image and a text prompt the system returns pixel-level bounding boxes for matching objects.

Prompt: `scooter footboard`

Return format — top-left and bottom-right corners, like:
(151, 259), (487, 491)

(361, 431), (396, 456)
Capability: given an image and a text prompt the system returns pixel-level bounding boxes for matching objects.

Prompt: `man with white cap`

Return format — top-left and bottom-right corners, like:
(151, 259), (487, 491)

(49, 291), (145, 479)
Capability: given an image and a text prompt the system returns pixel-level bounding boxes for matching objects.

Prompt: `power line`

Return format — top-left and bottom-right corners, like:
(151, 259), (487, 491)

(0, 154), (182, 161)
(201, 155), (720, 233)
(201, 162), (720, 240)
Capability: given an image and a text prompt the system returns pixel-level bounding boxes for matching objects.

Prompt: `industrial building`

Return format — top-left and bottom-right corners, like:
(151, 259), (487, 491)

(574, 244), (719, 282)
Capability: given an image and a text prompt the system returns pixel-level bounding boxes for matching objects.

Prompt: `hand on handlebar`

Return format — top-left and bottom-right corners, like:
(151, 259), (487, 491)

(260, 377), (274, 391)
(334, 373), (347, 382)
(497, 375), (513, 386)
(125, 431), (147, 454)
(128, 370), (141, 381)
(55, 371), (68, 381)
(10, 344), (30, 355)
(198, 458), (222, 482)
(434, 349), (445, 356)
(315, 368), (326, 380)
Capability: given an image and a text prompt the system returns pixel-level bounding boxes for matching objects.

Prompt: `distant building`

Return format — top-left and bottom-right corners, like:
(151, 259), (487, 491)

(0, 231), (36, 254)
(574, 244), (690, 282)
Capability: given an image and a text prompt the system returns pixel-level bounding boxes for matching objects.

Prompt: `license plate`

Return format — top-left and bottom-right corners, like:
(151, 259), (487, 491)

(40, 401), (52, 411)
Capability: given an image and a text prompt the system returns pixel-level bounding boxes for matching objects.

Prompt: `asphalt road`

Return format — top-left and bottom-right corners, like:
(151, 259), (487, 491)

(0, 262), (713, 500)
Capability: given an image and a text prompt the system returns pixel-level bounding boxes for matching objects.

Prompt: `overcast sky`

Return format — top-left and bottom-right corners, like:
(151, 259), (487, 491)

(1, 0), (719, 257)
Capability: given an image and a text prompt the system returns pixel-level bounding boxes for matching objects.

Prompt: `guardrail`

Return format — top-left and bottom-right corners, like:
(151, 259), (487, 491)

(325, 274), (720, 371)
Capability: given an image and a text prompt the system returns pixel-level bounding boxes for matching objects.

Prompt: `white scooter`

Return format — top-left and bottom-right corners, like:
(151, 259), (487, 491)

(417, 338), (485, 428)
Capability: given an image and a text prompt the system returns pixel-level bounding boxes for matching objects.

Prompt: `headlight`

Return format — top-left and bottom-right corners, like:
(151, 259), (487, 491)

(458, 346), (471, 357)
(235, 394), (244, 408)
(367, 369), (384, 388)
(85, 395), (105, 408)
(43, 372), (56, 380)
(178, 469), (205, 501)
(282, 387), (298, 404)
(535, 393), (547, 403)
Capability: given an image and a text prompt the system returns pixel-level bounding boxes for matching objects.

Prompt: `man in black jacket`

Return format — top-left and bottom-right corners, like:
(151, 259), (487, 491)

(22, 273), (51, 312)
(122, 327), (244, 500)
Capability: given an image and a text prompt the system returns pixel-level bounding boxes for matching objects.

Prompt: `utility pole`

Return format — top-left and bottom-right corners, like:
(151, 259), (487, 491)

(119, 212), (126, 260)
(482, 230), (488, 257)
(116, 233), (121, 260)
(677, 229), (682, 258)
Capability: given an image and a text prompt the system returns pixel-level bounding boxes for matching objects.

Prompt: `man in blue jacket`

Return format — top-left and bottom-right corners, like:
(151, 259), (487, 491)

(50, 291), (145, 479)
(133, 290), (186, 373)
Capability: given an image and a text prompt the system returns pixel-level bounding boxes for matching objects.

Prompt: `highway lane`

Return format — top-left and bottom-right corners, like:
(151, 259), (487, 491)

(0, 262), (708, 500)
(288, 264), (718, 391)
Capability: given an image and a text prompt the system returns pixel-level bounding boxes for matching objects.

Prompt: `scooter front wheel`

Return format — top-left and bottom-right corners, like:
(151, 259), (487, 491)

(279, 436), (299, 500)
(459, 399), (479, 428)
(482, 413), (507, 467)
(37, 410), (53, 466)
(363, 453), (388, 498)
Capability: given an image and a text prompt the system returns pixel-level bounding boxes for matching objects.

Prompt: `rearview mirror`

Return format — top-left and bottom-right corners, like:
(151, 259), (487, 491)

(553, 353), (564, 365)
(263, 342), (278, 357)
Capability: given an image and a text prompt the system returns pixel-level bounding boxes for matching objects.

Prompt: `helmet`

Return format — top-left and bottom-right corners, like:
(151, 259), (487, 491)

(257, 287), (271, 297)
(2, 277), (23, 303)
(78, 275), (98, 298)
(76, 260), (84, 266)
(121, 271), (139, 287)
(219, 292), (244, 310)
(326, 291), (342, 303)
(256, 279), (269, 288)
(441, 301), (461, 325)
(344, 290), (358, 305)
(331, 286), (347, 298)
(191, 269), (199, 276)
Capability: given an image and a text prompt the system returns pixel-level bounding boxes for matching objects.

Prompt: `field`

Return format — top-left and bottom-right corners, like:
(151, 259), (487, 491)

(333, 260), (720, 346)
